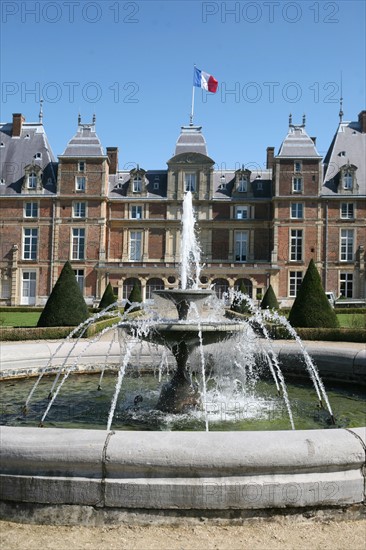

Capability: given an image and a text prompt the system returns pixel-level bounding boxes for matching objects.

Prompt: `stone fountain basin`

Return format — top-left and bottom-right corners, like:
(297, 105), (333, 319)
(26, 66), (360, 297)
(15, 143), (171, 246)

(121, 321), (246, 348)
(0, 341), (365, 520)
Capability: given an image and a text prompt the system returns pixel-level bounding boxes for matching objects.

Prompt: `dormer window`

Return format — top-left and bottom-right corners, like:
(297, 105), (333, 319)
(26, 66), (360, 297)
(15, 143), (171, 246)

(294, 161), (302, 173)
(343, 170), (353, 190)
(219, 175), (226, 190)
(28, 172), (37, 189)
(35, 152), (42, 159)
(184, 172), (196, 192)
(339, 151), (346, 157)
(0, 178), (6, 185)
(0, 142), (4, 147)
(238, 177), (248, 192)
(133, 176), (142, 193)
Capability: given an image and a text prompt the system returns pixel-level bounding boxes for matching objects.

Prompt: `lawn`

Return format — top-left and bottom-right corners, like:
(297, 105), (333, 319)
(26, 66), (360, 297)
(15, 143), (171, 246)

(336, 313), (366, 329)
(0, 311), (41, 327)
(0, 310), (365, 329)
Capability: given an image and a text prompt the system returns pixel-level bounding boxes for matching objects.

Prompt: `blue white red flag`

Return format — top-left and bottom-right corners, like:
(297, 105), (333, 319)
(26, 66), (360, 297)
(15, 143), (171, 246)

(193, 67), (218, 93)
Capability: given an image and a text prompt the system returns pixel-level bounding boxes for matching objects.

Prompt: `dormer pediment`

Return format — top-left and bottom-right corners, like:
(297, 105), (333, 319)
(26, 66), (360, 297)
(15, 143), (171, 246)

(22, 163), (43, 192)
(167, 152), (215, 166)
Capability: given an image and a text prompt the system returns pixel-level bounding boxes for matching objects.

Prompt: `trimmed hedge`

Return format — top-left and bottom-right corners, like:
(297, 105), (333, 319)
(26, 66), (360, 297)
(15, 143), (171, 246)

(270, 325), (366, 343)
(85, 316), (121, 338)
(0, 326), (76, 341)
(37, 261), (89, 327)
(288, 260), (339, 328)
(260, 284), (280, 310)
(0, 307), (44, 313)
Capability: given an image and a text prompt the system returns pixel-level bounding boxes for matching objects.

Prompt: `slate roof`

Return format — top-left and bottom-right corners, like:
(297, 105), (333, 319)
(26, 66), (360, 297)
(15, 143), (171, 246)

(174, 125), (208, 156)
(109, 170), (168, 199)
(277, 124), (321, 158)
(60, 122), (106, 157)
(0, 121), (57, 195)
(322, 118), (366, 196)
(212, 169), (272, 199)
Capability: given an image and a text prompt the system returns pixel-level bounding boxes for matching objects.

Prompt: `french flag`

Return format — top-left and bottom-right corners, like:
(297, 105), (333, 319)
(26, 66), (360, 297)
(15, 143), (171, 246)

(193, 67), (218, 93)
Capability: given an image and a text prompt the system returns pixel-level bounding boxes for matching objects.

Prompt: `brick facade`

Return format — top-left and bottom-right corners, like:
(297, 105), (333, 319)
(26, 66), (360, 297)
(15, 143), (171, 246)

(1, 112), (365, 306)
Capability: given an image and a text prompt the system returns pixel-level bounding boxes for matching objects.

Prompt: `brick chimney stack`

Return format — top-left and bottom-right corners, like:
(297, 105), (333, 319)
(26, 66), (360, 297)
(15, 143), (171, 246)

(107, 147), (118, 175)
(12, 113), (25, 137)
(266, 147), (275, 169)
(358, 110), (366, 133)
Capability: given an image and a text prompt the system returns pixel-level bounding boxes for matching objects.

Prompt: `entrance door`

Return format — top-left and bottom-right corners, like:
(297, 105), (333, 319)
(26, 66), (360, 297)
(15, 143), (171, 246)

(21, 271), (36, 305)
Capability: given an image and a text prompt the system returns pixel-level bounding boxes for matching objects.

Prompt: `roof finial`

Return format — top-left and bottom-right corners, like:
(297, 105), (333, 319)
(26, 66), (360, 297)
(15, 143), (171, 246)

(302, 114), (306, 127)
(78, 113), (81, 125)
(92, 113), (96, 124)
(39, 98), (43, 123)
(289, 113), (292, 126)
(339, 71), (344, 123)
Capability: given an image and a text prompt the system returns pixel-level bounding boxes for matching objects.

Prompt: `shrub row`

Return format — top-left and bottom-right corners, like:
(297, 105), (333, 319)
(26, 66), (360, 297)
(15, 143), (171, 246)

(85, 316), (121, 338)
(334, 307), (366, 315)
(0, 326), (75, 341)
(0, 307), (44, 313)
(270, 325), (366, 343)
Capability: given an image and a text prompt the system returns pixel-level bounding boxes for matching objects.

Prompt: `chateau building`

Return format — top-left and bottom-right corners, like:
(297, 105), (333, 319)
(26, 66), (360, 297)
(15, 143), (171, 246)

(0, 110), (365, 307)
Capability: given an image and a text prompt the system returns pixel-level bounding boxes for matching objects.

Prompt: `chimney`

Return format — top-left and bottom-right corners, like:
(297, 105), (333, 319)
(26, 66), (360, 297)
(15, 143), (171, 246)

(358, 110), (366, 133)
(311, 136), (317, 145)
(107, 147), (118, 175)
(266, 147), (275, 169)
(12, 113), (25, 137)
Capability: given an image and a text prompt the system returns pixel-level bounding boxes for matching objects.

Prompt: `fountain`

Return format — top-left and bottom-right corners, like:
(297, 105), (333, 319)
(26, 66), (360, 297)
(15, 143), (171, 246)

(113, 192), (246, 417)
(0, 192), (365, 521)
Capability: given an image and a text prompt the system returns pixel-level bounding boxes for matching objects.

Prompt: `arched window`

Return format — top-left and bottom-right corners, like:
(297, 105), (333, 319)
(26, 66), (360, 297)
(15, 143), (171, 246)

(212, 278), (229, 300)
(146, 278), (164, 300)
(234, 278), (253, 299)
(123, 277), (141, 301)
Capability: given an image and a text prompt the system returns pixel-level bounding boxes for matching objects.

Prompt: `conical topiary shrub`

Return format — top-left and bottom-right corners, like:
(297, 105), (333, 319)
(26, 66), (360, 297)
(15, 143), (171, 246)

(260, 284), (280, 310)
(288, 259), (339, 328)
(37, 261), (89, 327)
(99, 282), (117, 310)
(231, 281), (251, 314)
(125, 281), (142, 312)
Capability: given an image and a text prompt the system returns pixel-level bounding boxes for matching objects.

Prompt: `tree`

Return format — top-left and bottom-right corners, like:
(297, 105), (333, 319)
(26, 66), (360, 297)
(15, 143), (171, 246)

(37, 261), (89, 327)
(260, 284), (280, 310)
(99, 282), (117, 310)
(231, 281), (251, 314)
(288, 259), (339, 328)
(125, 281), (142, 312)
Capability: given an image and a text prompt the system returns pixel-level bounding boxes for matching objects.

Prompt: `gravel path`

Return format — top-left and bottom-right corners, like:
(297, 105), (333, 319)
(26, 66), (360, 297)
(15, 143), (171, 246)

(1, 518), (366, 550)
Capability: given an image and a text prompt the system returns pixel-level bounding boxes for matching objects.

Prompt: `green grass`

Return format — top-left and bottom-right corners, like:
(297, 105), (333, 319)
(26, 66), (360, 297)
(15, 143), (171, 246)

(336, 313), (366, 329)
(0, 311), (41, 327)
(0, 310), (365, 330)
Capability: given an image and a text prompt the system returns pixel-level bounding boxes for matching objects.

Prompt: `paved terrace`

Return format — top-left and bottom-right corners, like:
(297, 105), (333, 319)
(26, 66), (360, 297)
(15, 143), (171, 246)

(0, 336), (365, 384)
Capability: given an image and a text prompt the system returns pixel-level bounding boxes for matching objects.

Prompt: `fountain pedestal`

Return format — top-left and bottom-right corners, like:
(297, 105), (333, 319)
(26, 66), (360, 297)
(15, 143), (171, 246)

(156, 341), (200, 413)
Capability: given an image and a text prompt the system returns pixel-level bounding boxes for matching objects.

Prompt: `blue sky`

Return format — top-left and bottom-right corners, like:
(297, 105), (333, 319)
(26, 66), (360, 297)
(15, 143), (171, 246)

(1, 0), (365, 170)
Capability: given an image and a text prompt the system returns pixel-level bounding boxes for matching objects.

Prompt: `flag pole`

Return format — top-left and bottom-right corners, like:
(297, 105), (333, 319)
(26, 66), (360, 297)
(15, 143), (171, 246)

(190, 64), (196, 126)
(190, 86), (195, 126)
